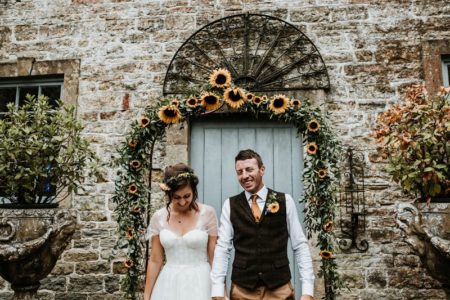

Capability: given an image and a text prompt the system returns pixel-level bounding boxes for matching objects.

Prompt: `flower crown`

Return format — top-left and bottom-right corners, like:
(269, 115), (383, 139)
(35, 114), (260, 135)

(159, 171), (198, 192)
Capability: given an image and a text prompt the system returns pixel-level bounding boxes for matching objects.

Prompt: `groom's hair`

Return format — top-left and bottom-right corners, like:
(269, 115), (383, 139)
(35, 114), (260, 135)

(235, 149), (264, 168)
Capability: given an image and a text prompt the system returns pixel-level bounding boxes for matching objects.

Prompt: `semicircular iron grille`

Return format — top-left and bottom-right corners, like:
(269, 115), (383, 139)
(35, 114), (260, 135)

(163, 13), (330, 95)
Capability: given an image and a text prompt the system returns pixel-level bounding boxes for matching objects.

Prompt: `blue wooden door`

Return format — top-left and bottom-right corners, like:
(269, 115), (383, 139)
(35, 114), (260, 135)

(190, 119), (306, 298)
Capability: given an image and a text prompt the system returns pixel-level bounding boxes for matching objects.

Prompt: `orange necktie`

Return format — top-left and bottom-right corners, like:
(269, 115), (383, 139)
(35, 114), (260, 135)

(251, 194), (261, 223)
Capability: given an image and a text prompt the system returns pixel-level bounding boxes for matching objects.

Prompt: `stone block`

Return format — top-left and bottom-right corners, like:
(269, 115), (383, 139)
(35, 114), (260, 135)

(68, 275), (104, 293)
(14, 25), (38, 41)
(40, 276), (67, 292)
(76, 261), (110, 274)
(338, 269), (365, 289)
(55, 293), (87, 300)
(51, 262), (75, 275)
(79, 211), (108, 222)
(63, 250), (99, 262)
(366, 268), (387, 288)
(104, 275), (121, 293)
(394, 254), (421, 267)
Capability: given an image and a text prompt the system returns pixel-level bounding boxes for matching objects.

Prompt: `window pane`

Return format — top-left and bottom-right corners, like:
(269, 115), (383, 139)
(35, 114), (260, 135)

(41, 85), (62, 108)
(18, 86), (39, 106)
(0, 87), (16, 113)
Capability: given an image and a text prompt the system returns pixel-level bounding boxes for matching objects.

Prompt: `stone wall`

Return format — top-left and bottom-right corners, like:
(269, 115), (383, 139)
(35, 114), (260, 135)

(0, 0), (449, 299)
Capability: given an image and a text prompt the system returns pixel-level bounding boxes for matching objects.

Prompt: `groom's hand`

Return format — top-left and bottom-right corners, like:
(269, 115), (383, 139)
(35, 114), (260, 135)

(212, 297), (225, 300)
(300, 295), (314, 300)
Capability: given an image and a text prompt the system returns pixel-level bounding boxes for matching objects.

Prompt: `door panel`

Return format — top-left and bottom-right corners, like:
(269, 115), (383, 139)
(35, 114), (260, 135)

(190, 119), (305, 298)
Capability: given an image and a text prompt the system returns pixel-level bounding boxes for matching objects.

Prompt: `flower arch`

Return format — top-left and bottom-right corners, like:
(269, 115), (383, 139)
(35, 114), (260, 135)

(112, 69), (342, 299)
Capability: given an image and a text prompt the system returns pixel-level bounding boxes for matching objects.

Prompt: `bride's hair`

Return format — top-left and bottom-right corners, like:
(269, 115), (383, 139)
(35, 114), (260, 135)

(163, 163), (199, 220)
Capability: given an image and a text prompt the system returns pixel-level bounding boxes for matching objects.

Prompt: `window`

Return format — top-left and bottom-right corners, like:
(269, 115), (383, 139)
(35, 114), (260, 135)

(422, 40), (450, 96)
(0, 74), (64, 116)
(442, 55), (450, 87)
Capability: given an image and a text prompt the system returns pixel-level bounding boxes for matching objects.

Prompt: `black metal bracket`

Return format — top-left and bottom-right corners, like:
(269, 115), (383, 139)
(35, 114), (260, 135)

(338, 147), (369, 252)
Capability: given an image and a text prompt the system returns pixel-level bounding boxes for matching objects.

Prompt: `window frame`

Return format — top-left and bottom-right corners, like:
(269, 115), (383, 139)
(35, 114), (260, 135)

(0, 75), (64, 115)
(442, 55), (450, 87)
(422, 40), (450, 96)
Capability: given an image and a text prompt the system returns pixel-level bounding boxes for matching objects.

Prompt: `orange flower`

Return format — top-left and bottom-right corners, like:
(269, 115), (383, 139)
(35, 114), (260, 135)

(124, 258), (134, 268)
(158, 104), (182, 124)
(252, 96), (263, 105)
(320, 250), (333, 260)
(170, 98), (180, 107)
(200, 92), (222, 111)
(323, 221), (333, 232)
(318, 168), (327, 179)
(209, 68), (232, 89)
(139, 116), (150, 128)
(291, 99), (301, 110)
(128, 139), (138, 149)
(246, 93), (255, 102)
(126, 227), (133, 240)
(307, 119), (320, 132)
(131, 206), (141, 214)
(267, 202), (280, 213)
(130, 160), (141, 169)
(186, 96), (198, 108)
(224, 88), (246, 109)
(306, 142), (318, 155)
(269, 95), (289, 114)
(128, 183), (138, 194)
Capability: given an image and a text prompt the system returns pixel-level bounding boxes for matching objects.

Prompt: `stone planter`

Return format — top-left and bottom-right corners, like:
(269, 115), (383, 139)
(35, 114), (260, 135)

(395, 200), (450, 286)
(0, 207), (77, 300)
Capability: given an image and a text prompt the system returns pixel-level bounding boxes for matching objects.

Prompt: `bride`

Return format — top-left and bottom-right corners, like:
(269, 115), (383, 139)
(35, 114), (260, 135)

(143, 163), (218, 300)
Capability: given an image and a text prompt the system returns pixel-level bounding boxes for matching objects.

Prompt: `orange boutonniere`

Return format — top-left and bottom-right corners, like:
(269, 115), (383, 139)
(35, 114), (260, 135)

(265, 192), (280, 214)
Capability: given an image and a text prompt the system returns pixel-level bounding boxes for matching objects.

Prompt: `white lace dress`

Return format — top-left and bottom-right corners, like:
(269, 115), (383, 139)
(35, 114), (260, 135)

(146, 204), (218, 300)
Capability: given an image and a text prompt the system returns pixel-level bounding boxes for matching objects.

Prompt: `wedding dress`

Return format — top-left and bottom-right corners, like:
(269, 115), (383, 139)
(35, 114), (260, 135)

(146, 204), (218, 300)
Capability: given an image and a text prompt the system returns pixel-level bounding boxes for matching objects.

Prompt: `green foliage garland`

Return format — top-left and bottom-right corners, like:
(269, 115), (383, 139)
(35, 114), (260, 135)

(113, 70), (343, 299)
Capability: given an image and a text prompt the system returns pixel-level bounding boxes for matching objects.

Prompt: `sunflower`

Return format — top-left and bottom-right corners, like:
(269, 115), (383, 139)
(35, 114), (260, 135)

(158, 104), (182, 124)
(267, 202), (280, 213)
(269, 95), (289, 114)
(318, 168), (327, 179)
(209, 68), (232, 89)
(130, 160), (141, 169)
(319, 250), (333, 260)
(170, 98), (180, 107)
(224, 88), (246, 109)
(307, 119), (320, 132)
(186, 96), (198, 108)
(291, 99), (301, 110)
(306, 142), (318, 155)
(253, 96), (263, 105)
(124, 258), (134, 268)
(128, 183), (138, 194)
(126, 227), (133, 240)
(128, 139), (138, 149)
(246, 93), (255, 102)
(139, 116), (150, 128)
(201, 92), (222, 111)
(323, 221), (333, 232)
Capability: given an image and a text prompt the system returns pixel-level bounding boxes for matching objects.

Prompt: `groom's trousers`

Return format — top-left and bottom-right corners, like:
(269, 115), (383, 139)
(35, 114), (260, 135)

(230, 282), (295, 300)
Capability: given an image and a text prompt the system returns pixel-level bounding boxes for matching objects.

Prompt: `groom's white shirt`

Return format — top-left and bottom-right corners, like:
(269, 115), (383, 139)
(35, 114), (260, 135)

(210, 185), (315, 297)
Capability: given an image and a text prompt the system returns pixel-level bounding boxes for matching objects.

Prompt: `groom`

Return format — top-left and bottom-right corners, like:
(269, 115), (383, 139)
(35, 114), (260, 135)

(211, 149), (314, 300)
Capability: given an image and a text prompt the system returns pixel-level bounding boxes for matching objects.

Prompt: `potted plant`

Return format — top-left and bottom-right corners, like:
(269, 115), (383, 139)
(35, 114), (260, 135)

(0, 95), (98, 299)
(374, 85), (450, 286)
(373, 84), (449, 203)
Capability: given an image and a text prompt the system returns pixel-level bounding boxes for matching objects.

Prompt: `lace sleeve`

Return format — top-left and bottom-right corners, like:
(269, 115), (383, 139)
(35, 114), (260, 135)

(145, 209), (165, 240)
(201, 205), (218, 236)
